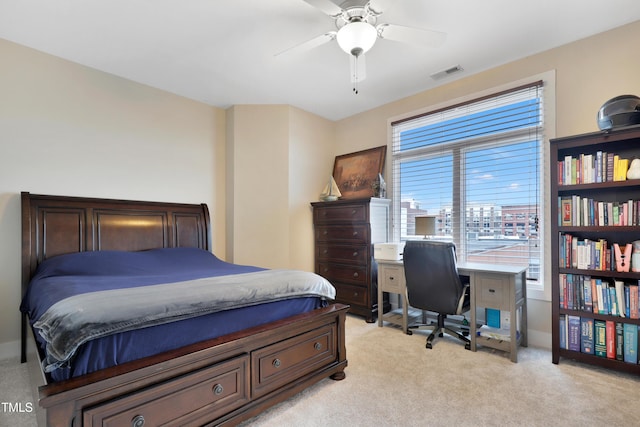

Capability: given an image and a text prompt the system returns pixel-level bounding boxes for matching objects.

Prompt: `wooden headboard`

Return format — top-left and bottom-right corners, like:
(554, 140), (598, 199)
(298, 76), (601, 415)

(21, 191), (211, 291)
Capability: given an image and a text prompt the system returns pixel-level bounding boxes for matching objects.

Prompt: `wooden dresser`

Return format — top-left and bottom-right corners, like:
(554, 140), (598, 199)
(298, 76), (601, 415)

(311, 197), (391, 322)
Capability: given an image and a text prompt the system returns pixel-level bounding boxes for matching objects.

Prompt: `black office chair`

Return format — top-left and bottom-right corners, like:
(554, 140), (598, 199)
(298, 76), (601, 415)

(403, 240), (471, 350)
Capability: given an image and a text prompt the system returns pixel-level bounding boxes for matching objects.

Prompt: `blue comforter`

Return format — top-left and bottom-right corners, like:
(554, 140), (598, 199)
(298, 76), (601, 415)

(21, 248), (336, 373)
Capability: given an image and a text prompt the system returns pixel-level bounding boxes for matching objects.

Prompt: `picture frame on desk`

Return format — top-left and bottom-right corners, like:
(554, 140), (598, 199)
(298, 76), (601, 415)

(332, 145), (386, 199)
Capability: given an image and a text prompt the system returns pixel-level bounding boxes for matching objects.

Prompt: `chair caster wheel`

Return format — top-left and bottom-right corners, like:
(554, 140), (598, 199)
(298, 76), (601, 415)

(407, 330), (413, 335)
(426, 342), (433, 349)
(465, 343), (471, 350)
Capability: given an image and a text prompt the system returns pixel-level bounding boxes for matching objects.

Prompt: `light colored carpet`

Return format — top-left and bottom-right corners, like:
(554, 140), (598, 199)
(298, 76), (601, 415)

(2, 315), (640, 427)
(0, 357), (37, 427)
(241, 315), (640, 427)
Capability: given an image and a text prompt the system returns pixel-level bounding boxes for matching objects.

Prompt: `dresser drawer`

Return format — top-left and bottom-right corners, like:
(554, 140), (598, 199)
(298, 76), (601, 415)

(316, 244), (369, 264)
(317, 262), (369, 285)
(251, 324), (337, 398)
(83, 355), (249, 427)
(475, 273), (511, 309)
(313, 204), (368, 224)
(315, 225), (369, 244)
(334, 283), (368, 307)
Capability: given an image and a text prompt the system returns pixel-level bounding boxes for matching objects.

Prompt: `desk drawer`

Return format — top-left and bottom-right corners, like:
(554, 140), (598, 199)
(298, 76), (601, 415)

(475, 273), (511, 309)
(84, 355), (249, 427)
(379, 265), (405, 294)
(316, 244), (369, 264)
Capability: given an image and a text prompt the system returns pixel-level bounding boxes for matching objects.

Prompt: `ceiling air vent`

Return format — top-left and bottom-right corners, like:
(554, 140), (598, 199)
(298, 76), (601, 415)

(430, 65), (464, 80)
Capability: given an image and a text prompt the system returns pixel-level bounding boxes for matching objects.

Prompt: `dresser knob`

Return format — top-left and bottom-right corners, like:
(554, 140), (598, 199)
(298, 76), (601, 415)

(389, 276), (395, 281)
(314, 342), (322, 351)
(323, 230), (328, 235)
(353, 272), (359, 278)
(352, 251), (358, 257)
(213, 384), (224, 395)
(132, 415), (145, 427)
(353, 291), (359, 297)
(351, 209), (357, 215)
(273, 358), (281, 368)
(352, 231), (358, 236)
(323, 249), (328, 254)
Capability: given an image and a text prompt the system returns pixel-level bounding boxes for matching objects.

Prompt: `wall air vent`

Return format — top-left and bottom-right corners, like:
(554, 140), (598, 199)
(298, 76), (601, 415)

(430, 65), (464, 80)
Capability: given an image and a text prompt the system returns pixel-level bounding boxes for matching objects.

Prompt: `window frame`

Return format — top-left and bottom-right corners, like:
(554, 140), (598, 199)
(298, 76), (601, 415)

(387, 71), (556, 301)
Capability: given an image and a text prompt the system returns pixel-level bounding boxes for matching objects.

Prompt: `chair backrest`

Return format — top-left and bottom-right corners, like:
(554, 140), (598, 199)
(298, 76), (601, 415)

(403, 240), (464, 315)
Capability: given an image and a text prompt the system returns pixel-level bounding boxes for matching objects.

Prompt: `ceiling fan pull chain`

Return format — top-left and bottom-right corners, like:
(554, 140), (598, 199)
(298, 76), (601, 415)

(353, 56), (358, 94)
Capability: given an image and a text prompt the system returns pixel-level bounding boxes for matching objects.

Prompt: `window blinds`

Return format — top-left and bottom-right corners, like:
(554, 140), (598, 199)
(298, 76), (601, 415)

(391, 81), (543, 279)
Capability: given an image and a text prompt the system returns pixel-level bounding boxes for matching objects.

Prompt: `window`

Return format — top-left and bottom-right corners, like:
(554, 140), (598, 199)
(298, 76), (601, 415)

(391, 80), (545, 287)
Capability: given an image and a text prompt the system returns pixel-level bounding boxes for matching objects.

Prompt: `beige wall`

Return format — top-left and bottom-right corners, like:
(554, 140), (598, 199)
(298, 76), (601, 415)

(225, 105), (335, 270)
(0, 38), (226, 358)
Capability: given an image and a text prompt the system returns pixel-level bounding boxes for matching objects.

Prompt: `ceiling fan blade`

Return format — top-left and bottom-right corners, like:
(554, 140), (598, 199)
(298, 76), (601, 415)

(377, 23), (446, 48)
(367, 0), (395, 15)
(275, 31), (336, 57)
(302, 0), (343, 17)
(350, 54), (366, 83)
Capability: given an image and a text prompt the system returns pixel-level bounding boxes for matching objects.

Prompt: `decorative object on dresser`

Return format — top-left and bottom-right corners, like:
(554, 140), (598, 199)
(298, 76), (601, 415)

(311, 197), (391, 322)
(551, 125), (640, 375)
(320, 175), (343, 201)
(332, 145), (386, 199)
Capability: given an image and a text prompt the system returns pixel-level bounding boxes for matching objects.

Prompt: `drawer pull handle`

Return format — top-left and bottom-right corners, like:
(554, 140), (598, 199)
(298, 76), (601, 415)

(389, 276), (394, 280)
(352, 251), (358, 257)
(132, 415), (145, 427)
(489, 289), (496, 293)
(353, 272), (359, 278)
(213, 384), (224, 395)
(273, 358), (281, 368)
(314, 342), (322, 351)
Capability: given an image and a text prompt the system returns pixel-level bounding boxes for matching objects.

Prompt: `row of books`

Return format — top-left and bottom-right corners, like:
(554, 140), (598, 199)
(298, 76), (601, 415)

(559, 274), (639, 317)
(558, 152), (630, 185)
(560, 315), (639, 364)
(558, 233), (615, 270)
(559, 196), (640, 227)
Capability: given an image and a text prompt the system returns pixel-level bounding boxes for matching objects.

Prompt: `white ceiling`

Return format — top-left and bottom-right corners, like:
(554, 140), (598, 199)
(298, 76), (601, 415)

(1, 0), (639, 121)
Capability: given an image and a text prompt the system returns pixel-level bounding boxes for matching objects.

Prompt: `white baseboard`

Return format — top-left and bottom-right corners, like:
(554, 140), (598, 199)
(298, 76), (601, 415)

(527, 330), (552, 350)
(0, 339), (21, 361)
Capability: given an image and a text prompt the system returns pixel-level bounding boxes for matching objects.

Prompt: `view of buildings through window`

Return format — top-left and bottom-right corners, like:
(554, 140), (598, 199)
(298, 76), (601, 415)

(392, 83), (543, 281)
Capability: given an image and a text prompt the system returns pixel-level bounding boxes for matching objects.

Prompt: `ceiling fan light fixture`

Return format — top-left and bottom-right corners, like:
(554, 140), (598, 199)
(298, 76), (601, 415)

(336, 21), (377, 56)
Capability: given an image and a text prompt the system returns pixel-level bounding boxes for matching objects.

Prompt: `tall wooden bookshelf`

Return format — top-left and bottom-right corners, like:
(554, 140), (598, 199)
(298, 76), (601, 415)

(551, 125), (640, 374)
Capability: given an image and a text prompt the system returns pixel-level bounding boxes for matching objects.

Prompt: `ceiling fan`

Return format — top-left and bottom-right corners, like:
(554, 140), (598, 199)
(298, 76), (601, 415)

(279, 0), (446, 93)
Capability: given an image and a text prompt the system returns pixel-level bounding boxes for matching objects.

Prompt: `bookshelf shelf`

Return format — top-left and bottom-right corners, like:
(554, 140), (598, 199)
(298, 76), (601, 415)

(558, 179), (640, 192)
(551, 126), (640, 373)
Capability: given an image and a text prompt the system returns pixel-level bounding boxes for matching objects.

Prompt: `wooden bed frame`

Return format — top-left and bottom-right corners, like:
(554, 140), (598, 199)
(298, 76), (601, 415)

(20, 192), (348, 426)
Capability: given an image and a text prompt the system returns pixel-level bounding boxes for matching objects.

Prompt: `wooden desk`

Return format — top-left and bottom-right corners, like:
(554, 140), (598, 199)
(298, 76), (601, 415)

(377, 260), (527, 362)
